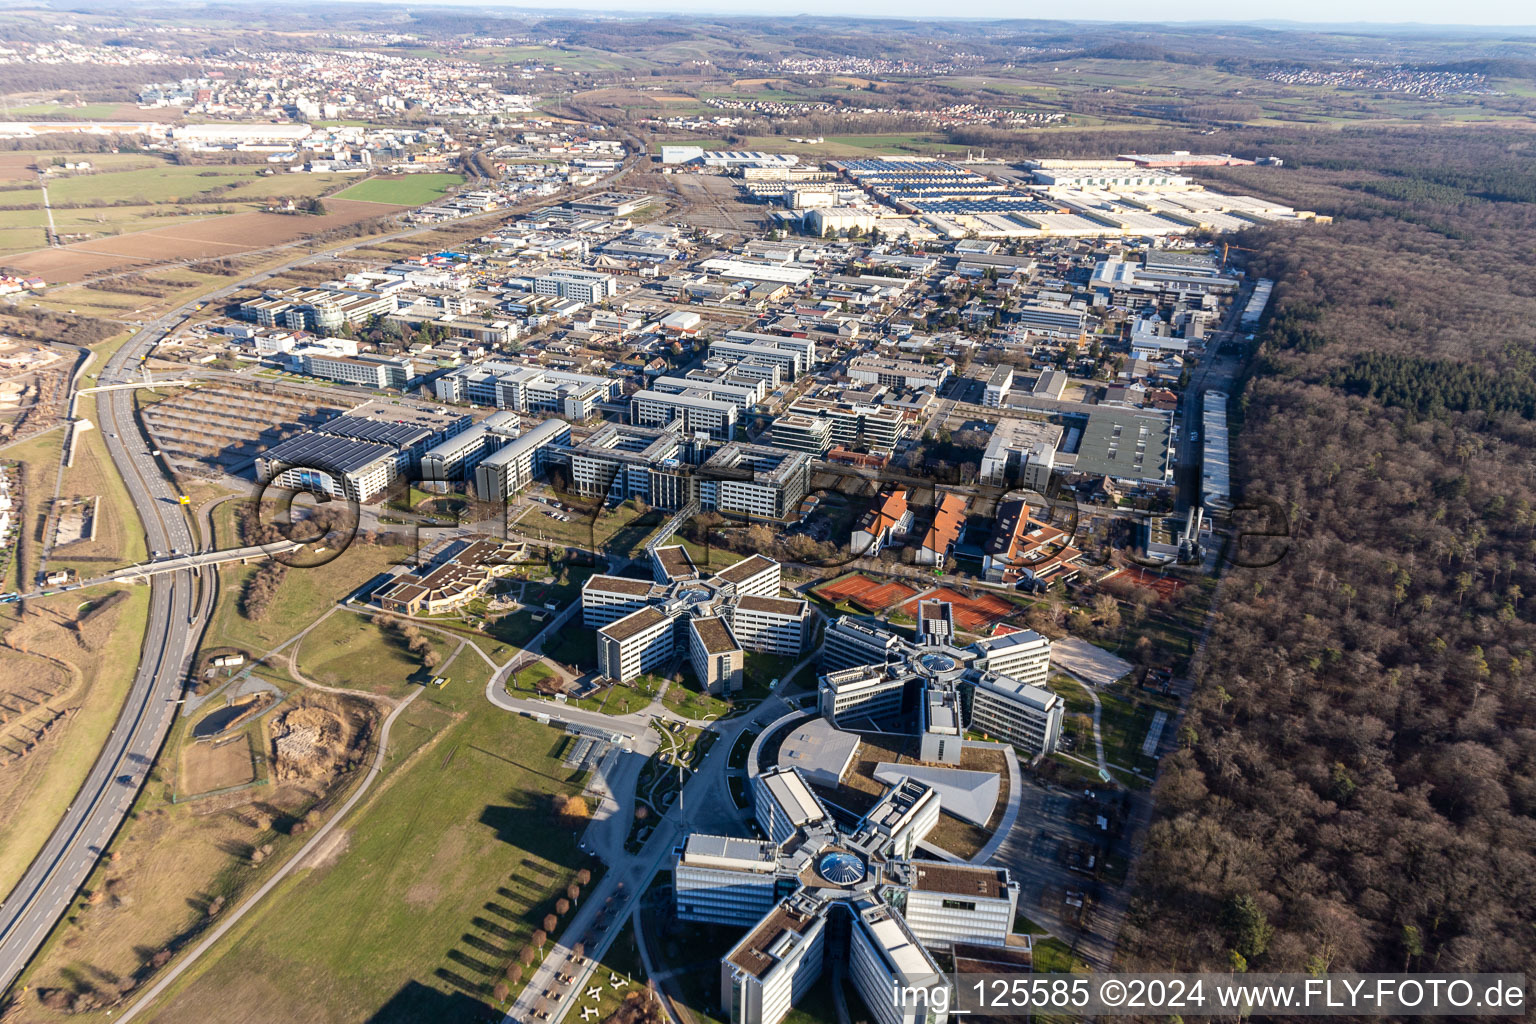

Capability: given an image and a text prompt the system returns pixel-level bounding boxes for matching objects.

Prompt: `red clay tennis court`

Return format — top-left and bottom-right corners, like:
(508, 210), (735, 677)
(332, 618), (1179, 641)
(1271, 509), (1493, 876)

(813, 573), (919, 612)
(900, 587), (1016, 632)
(1111, 566), (1189, 600)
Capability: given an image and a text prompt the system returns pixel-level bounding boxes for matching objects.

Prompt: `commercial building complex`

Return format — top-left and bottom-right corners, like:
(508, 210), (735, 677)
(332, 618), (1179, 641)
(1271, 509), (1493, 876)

(254, 403), (469, 503)
(582, 554), (810, 690)
(472, 418), (573, 501)
(678, 755), (1020, 1024)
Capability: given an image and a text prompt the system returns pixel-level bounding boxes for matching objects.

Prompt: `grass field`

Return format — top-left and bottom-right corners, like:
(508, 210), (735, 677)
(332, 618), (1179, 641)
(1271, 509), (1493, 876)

(661, 669), (731, 722)
(0, 426), (64, 590)
(334, 173), (464, 206)
(46, 394), (149, 573)
(295, 609), (454, 698)
(204, 541), (407, 655)
(15, 680), (387, 1017)
(143, 683), (599, 1024)
(42, 166), (352, 208)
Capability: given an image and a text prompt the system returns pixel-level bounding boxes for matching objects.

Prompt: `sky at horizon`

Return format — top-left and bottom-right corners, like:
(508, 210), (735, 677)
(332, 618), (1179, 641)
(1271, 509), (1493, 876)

(429, 0), (1536, 29)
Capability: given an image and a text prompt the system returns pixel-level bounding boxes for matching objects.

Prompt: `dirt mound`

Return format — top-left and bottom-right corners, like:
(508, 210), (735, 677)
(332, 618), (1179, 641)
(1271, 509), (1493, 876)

(268, 701), (369, 782)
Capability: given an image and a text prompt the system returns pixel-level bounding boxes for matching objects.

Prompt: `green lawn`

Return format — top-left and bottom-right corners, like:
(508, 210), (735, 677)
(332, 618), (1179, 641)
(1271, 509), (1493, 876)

(335, 173), (465, 206)
(661, 669), (732, 722)
(8, 102), (125, 119)
(1032, 936), (1093, 974)
(296, 610), (453, 697)
(46, 165), (272, 205)
(741, 652), (798, 701)
(144, 691), (601, 1024)
(205, 542), (407, 654)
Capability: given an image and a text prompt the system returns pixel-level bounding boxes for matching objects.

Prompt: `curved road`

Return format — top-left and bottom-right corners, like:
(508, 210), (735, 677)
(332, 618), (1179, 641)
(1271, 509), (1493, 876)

(0, 151), (646, 999)
(0, 321), (205, 995)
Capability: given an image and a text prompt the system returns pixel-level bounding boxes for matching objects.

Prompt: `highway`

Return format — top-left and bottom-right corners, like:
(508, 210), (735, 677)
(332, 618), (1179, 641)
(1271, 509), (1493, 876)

(0, 311), (206, 996)
(0, 149), (648, 1000)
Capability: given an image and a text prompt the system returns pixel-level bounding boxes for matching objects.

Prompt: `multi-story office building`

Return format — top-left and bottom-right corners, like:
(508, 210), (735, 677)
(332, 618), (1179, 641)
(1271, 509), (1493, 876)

(890, 863), (1019, 950)
(418, 409), (521, 483)
(240, 286), (394, 332)
(472, 418), (572, 502)
(969, 630), (1051, 687)
(847, 355), (949, 392)
(783, 397), (905, 454)
(433, 362), (621, 414)
(699, 444), (811, 522)
(822, 616), (904, 672)
(690, 615), (745, 694)
(722, 894), (830, 1024)
(752, 767), (831, 846)
(674, 834), (788, 927)
(820, 610), (1060, 760)
(969, 672), (1064, 755)
(595, 605), (675, 682)
(568, 421), (694, 505)
(654, 373), (763, 412)
(299, 352), (415, 389)
(256, 434), (406, 503)
(978, 418), (1062, 490)
(709, 338), (810, 381)
(581, 556), (807, 690)
(256, 405), (466, 503)
(819, 665), (907, 726)
(580, 574), (663, 628)
(712, 555), (781, 600)
(728, 595), (811, 657)
(854, 777), (940, 861)
(983, 364), (1013, 407)
(632, 389), (739, 441)
(532, 268), (617, 304)
(847, 900), (948, 1024)
(691, 765), (982, 1024)
(768, 413), (834, 456)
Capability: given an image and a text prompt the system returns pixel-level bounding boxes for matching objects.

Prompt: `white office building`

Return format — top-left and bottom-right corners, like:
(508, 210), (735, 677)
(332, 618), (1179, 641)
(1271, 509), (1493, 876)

(752, 767), (830, 846)
(533, 269), (618, 304)
(728, 596), (810, 657)
(969, 672), (1064, 755)
(819, 665), (907, 725)
(595, 606), (675, 683)
(675, 834), (786, 927)
(896, 863), (1019, 950)
(632, 389), (739, 441)
(969, 630), (1051, 688)
(471, 418), (571, 502)
(419, 409), (521, 483)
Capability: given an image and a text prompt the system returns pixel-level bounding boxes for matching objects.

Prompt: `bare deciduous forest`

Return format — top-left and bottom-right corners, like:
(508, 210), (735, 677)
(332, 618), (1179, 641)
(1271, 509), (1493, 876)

(1125, 127), (1536, 976)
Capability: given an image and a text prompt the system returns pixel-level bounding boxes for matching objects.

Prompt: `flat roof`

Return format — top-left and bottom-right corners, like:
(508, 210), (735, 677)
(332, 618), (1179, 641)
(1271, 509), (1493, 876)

(262, 432), (397, 475)
(734, 594), (804, 618)
(713, 554), (777, 585)
(726, 902), (819, 979)
(691, 615), (740, 656)
(911, 863), (1010, 900)
(760, 768), (827, 826)
(778, 718), (862, 783)
(655, 545), (698, 580)
(681, 832), (778, 871)
(584, 574), (657, 598)
(974, 672), (1060, 712)
(600, 605), (670, 643)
